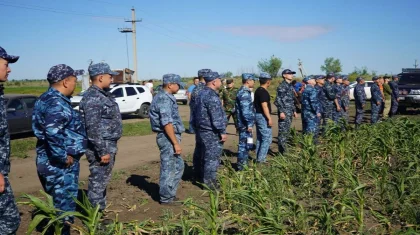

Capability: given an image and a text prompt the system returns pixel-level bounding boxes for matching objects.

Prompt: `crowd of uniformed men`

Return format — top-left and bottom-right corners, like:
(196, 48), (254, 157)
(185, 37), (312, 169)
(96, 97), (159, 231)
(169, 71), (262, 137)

(0, 45), (400, 234)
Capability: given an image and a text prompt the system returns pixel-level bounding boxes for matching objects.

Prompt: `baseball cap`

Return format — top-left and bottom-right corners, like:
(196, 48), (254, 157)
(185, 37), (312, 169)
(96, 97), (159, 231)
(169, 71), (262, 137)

(326, 72), (335, 78)
(372, 76), (379, 81)
(47, 64), (84, 84)
(303, 76), (315, 83)
(226, 78), (234, 84)
(316, 75), (325, 80)
(281, 69), (296, 76)
(88, 62), (119, 77)
(162, 74), (184, 87)
(198, 69), (212, 77)
(259, 72), (272, 79)
(392, 75), (398, 78)
(342, 75), (348, 81)
(356, 77), (364, 82)
(242, 73), (257, 81)
(0, 46), (19, 63)
(204, 71), (221, 82)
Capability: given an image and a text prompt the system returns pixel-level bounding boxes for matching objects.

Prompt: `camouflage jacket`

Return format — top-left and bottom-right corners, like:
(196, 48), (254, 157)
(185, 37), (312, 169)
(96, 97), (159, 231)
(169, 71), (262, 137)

(302, 85), (321, 119)
(0, 85), (11, 175)
(389, 81), (399, 99)
(221, 87), (239, 113)
(315, 85), (325, 114)
(341, 86), (350, 108)
(32, 87), (87, 165)
(333, 84), (343, 107)
(354, 84), (367, 105)
(79, 85), (122, 156)
(235, 86), (255, 130)
(194, 87), (227, 134)
(322, 80), (336, 107)
(149, 90), (185, 135)
(370, 83), (383, 104)
(274, 80), (296, 115)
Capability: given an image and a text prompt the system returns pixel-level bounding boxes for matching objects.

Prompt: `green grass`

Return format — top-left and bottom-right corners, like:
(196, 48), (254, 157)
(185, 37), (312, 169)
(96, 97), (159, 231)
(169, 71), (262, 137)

(122, 121), (189, 137)
(10, 137), (37, 158)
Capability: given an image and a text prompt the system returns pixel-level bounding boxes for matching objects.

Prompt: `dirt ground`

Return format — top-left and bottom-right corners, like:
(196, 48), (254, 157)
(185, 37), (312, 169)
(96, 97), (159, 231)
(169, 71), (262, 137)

(10, 103), (388, 234)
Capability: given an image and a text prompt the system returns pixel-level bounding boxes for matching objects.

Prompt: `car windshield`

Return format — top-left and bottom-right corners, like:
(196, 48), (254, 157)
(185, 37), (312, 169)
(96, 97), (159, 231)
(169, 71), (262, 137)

(399, 74), (420, 85)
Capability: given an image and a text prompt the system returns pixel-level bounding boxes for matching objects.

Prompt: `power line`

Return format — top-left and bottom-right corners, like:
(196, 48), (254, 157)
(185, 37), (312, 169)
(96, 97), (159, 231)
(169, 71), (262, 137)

(0, 1), (124, 19)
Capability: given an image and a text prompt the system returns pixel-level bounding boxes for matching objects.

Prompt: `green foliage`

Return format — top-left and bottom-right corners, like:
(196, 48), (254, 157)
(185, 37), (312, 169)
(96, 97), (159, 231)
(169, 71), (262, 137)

(122, 121), (189, 137)
(320, 57), (343, 74)
(257, 55), (282, 78)
(224, 71), (233, 78)
(10, 138), (37, 158)
(348, 66), (377, 82)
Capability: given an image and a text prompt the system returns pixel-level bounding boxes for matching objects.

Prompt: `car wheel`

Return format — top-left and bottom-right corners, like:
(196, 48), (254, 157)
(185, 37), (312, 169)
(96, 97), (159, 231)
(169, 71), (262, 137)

(182, 101), (188, 105)
(138, 104), (150, 118)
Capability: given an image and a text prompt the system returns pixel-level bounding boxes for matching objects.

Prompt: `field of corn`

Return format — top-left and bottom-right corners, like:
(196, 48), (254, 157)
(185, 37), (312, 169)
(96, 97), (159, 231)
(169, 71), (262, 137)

(21, 117), (420, 234)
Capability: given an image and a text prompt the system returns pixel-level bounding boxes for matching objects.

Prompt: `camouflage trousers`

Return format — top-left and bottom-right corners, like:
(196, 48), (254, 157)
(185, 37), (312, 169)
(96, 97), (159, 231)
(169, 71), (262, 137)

(277, 113), (293, 154)
(303, 114), (320, 139)
(237, 130), (251, 170)
(0, 176), (20, 235)
(355, 104), (364, 125)
(226, 111), (238, 130)
(188, 104), (195, 133)
(332, 107), (344, 123)
(255, 113), (272, 163)
(86, 141), (117, 210)
(192, 133), (202, 181)
(157, 133), (184, 203)
(322, 104), (334, 128)
(390, 98), (398, 116)
(197, 131), (222, 190)
(341, 106), (349, 123)
(371, 102), (381, 124)
(37, 155), (80, 235)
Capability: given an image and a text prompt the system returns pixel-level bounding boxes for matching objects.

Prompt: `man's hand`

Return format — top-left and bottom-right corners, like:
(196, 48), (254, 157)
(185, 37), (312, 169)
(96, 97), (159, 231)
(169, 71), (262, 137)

(293, 112), (298, 118)
(100, 154), (111, 164)
(377, 102), (381, 106)
(220, 134), (227, 142)
(268, 118), (273, 127)
(336, 106), (341, 112)
(397, 98), (400, 102)
(247, 127), (253, 132)
(344, 107), (348, 112)
(66, 156), (74, 168)
(174, 143), (182, 155)
(362, 104), (365, 108)
(317, 113), (321, 118)
(0, 173), (5, 193)
(280, 112), (286, 120)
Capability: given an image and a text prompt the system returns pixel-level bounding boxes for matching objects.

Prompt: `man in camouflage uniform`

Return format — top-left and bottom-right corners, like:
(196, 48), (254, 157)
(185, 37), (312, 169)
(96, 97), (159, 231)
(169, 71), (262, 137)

(341, 76), (350, 123)
(274, 69), (298, 154)
(32, 64), (87, 235)
(354, 77), (367, 128)
(149, 74), (185, 205)
(0, 46), (20, 234)
(382, 76), (393, 119)
(332, 75), (344, 124)
(370, 76), (383, 124)
(389, 75), (399, 117)
(235, 73), (256, 170)
(79, 63), (122, 211)
(221, 78), (239, 131)
(315, 75), (325, 130)
(194, 72), (227, 190)
(301, 76), (321, 139)
(191, 69), (211, 181)
(322, 73), (337, 127)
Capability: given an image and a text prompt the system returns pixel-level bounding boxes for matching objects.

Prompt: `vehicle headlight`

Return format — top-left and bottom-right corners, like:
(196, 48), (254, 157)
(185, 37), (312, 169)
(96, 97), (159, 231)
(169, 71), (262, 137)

(409, 89), (420, 95)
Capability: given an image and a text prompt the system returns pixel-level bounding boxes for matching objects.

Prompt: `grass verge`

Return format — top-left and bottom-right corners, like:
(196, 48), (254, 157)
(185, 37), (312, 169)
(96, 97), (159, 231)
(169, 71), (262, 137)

(10, 137), (37, 158)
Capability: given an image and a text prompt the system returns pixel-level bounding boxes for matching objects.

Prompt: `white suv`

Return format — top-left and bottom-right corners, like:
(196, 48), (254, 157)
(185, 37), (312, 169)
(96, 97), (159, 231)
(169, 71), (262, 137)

(349, 81), (374, 100)
(71, 84), (153, 118)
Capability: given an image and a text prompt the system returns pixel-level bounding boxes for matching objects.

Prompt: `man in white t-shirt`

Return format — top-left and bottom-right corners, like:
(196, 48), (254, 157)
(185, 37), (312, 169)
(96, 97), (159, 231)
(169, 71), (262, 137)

(145, 80), (153, 93)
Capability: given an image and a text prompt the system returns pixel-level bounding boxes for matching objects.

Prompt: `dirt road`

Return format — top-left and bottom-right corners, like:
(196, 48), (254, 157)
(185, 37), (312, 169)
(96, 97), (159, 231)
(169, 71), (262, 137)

(8, 104), (303, 194)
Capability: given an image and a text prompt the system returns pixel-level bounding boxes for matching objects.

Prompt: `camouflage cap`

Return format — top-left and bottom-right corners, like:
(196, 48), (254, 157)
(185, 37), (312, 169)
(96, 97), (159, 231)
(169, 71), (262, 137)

(259, 72), (272, 79)
(281, 69), (296, 75)
(242, 73), (257, 81)
(88, 62), (119, 77)
(204, 71), (221, 82)
(303, 76), (315, 83)
(372, 76), (379, 81)
(0, 46), (19, 63)
(47, 64), (84, 84)
(356, 77), (364, 82)
(198, 69), (212, 77)
(326, 72), (335, 78)
(162, 73), (182, 85)
(342, 75), (348, 81)
(316, 75), (325, 80)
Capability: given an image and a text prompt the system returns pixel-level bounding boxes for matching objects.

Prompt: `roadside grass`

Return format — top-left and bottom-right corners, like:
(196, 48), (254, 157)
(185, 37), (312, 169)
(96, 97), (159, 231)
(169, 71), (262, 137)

(122, 121), (189, 137)
(10, 137), (37, 158)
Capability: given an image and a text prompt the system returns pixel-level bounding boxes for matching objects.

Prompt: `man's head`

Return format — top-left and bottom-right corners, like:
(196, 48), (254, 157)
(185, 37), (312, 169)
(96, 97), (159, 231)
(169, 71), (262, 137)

(335, 75), (343, 84)
(226, 78), (234, 88)
(162, 73), (183, 94)
(392, 75), (399, 82)
(281, 69), (296, 81)
(193, 77), (199, 85)
(47, 64), (84, 96)
(148, 79), (153, 83)
(342, 76), (350, 86)
(316, 75), (325, 85)
(326, 72), (335, 82)
(356, 77), (365, 84)
(204, 72), (222, 90)
(372, 76), (379, 84)
(88, 62), (118, 89)
(242, 73), (257, 88)
(0, 46), (19, 82)
(259, 72), (272, 87)
(198, 69), (212, 82)
(303, 76), (316, 86)
(378, 76), (384, 85)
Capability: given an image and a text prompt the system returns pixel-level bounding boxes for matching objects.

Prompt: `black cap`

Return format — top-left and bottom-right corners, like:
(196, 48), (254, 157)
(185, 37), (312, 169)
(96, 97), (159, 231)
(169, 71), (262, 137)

(226, 78), (234, 84)
(326, 72), (335, 78)
(282, 69), (296, 75)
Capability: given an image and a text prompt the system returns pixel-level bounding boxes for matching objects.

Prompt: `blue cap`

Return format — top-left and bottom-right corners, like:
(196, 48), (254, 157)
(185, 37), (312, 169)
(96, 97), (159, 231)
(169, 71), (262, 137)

(204, 72), (221, 82)
(316, 75), (325, 80)
(198, 69), (212, 77)
(392, 74), (398, 78)
(242, 73), (257, 81)
(335, 75), (342, 79)
(303, 76), (315, 83)
(281, 69), (296, 76)
(326, 72), (335, 78)
(47, 64), (84, 84)
(0, 46), (19, 63)
(162, 73), (183, 86)
(88, 62), (119, 77)
(372, 76), (379, 81)
(259, 72), (272, 79)
(356, 77), (364, 82)
(342, 75), (348, 81)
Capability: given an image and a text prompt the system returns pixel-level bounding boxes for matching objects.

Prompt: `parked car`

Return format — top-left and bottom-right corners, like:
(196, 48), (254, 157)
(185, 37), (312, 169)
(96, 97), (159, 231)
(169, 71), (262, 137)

(349, 81), (374, 100)
(5, 94), (38, 135)
(397, 68), (420, 113)
(71, 84), (153, 118)
(153, 84), (188, 105)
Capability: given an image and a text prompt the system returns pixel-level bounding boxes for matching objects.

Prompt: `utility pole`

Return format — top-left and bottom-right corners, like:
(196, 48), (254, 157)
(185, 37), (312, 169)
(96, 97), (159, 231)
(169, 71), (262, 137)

(118, 8), (142, 83)
(414, 59), (419, 68)
(298, 59), (307, 78)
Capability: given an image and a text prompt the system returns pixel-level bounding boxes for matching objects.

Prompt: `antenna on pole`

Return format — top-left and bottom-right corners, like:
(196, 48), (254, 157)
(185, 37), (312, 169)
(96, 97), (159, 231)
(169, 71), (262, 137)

(298, 59), (307, 78)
